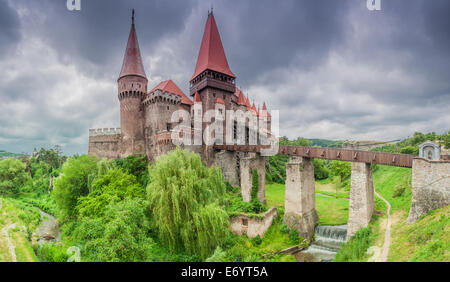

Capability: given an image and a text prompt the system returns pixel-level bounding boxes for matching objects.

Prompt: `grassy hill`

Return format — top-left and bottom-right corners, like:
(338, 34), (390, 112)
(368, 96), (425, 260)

(0, 197), (40, 262)
(389, 206), (449, 262)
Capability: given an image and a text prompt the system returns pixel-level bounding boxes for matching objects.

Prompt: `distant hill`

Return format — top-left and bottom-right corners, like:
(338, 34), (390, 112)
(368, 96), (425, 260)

(0, 150), (25, 160)
(308, 139), (344, 148)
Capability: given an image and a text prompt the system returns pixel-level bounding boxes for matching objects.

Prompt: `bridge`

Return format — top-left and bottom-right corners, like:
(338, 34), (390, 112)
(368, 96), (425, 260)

(214, 144), (413, 167)
(213, 142), (449, 241)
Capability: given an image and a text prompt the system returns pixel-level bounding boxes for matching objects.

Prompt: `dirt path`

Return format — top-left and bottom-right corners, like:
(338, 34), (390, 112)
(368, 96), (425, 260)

(1, 223), (17, 262)
(374, 191), (391, 262)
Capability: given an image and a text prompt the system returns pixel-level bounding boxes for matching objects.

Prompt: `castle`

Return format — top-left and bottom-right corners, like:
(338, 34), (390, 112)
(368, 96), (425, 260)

(88, 10), (272, 187)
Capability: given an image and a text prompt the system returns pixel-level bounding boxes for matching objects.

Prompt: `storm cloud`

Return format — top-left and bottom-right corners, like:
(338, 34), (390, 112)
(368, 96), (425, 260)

(0, 0), (449, 155)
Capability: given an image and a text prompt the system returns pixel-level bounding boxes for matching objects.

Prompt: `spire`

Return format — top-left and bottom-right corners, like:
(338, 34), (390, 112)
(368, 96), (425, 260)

(261, 102), (271, 117)
(119, 9), (146, 80)
(191, 12), (235, 80)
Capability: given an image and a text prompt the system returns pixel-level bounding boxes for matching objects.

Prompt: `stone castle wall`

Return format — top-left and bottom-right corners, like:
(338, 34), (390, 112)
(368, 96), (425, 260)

(407, 158), (450, 223)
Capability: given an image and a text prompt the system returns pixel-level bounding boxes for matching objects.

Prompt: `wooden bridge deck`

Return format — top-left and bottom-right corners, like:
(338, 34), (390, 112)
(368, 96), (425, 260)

(213, 145), (413, 168)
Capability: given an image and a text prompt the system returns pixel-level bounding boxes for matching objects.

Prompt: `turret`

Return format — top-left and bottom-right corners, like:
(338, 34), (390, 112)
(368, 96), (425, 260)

(117, 9), (147, 149)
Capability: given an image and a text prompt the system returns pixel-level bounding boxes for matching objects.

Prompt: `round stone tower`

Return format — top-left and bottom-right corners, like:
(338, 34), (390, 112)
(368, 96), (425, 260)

(117, 10), (147, 156)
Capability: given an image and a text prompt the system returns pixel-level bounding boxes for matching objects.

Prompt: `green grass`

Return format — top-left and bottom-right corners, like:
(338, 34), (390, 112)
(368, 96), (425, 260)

(373, 165), (412, 211)
(388, 206), (449, 262)
(266, 183), (349, 225)
(0, 197), (40, 262)
(316, 194), (349, 225)
(266, 183), (285, 207)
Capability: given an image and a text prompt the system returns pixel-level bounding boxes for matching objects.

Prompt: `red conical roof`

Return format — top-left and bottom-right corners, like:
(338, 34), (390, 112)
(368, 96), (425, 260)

(191, 12), (235, 80)
(151, 80), (193, 105)
(194, 92), (201, 103)
(216, 98), (225, 105)
(119, 11), (147, 79)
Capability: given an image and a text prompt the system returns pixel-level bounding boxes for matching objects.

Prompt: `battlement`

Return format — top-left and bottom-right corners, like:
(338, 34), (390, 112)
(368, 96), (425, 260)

(156, 130), (173, 145)
(142, 90), (181, 107)
(89, 128), (122, 137)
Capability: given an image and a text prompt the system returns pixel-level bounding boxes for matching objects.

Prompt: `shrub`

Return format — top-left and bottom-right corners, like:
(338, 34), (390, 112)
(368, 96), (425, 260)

(392, 185), (406, 198)
(280, 224), (290, 234)
(251, 235), (262, 246)
(35, 243), (69, 262)
(72, 198), (155, 262)
(76, 168), (144, 218)
(289, 228), (300, 244)
(333, 227), (372, 262)
(313, 158), (329, 180)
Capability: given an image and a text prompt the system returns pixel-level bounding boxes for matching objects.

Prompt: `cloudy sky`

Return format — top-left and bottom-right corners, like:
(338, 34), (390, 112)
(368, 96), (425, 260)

(0, 0), (449, 155)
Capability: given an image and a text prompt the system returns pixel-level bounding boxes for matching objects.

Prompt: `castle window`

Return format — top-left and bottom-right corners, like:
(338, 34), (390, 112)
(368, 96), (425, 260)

(167, 106), (169, 110)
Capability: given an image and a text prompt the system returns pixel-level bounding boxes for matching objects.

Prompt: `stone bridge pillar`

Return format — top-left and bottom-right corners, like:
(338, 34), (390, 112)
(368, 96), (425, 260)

(240, 158), (252, 202)
(214, 150), (240, 188)
(283, 156), (318, 240)
(347, 162), (374, 240)
(239, 154), (266, 204)
(407, 158), (450, 223)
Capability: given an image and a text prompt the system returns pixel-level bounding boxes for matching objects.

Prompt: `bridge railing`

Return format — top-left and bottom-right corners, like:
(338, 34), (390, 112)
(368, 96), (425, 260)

(213, 144), (413, 168)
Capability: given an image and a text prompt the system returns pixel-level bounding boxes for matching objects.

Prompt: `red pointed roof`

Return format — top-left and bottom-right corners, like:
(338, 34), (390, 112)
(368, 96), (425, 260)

(119, 11), (146, 79)
(151, 80), (193, 105)
(251, 103), (257, 113)
(261, 102), (271, 117)
(191, 12), (235, 80)
(193, 92), (201, 103)
(216, 98), (225, 104)
(245, 96), (251, 110)
(236, 88), (246, 106)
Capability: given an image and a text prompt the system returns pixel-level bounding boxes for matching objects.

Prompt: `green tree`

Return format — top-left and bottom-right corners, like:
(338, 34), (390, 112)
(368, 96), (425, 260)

(313, 158), (329, 180)
(0, 158), (29, 195)
(72, 198), (155, 262)
(77, 168), (144, 218)
(113, 155), (149, 187)
(329, 160), (351, 181)
(400, 145), (419, 155)
(53, 155), (97, 219)
(147, 148), (228, 258)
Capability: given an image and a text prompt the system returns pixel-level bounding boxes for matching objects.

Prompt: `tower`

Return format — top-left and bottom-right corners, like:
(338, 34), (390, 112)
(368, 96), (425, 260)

(190, 11), (236, 110)
(190, 11), (236, 156)
(117, 9), (147, 156)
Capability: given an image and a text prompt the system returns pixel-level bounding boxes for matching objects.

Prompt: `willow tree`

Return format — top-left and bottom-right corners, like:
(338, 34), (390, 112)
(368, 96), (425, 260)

(147, 148), (228, 259)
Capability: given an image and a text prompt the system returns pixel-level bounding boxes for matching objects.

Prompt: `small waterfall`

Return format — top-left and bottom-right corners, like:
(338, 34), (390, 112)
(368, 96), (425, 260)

(297, 225), (347, 262)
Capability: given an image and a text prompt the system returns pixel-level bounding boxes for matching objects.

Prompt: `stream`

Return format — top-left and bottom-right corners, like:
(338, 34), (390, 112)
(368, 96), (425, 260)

(296, 225), (347, 262)
(36, 210), (61, 247)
